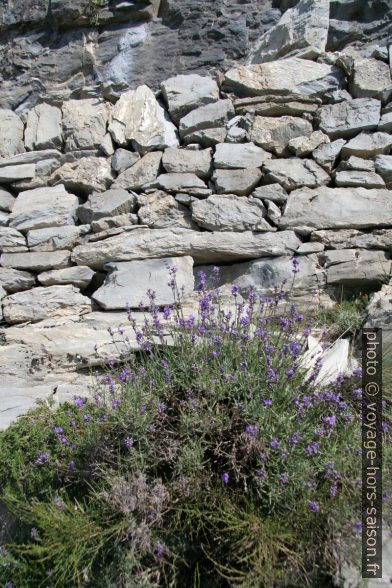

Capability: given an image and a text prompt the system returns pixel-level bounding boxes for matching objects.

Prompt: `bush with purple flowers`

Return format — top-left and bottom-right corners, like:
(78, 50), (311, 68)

(0, 268), (390, 587)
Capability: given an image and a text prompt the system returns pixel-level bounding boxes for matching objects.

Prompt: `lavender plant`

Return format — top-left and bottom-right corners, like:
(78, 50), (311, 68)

(0, 263), (390, 587)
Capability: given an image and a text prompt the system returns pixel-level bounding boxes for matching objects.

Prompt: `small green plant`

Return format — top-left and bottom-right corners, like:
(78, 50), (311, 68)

(317, 298), (366, 339)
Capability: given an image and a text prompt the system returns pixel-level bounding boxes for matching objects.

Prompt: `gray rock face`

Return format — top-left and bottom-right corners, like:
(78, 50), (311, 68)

(0, 110), (25, 158)
(224, 58), (344, 97)
(8, 185), (78, 232)
(0, 188), (15, 212)
(38, 267), (95, 289)
(263, 158), (330, 190)
(0, 227), (26, 252)
(234, 95), (320, 117)
(50, 157), (113, 195)
(91, 214), (138, 233)
(350, 57), (392, 103)
(288, 131), (329, 157)
(279, 186), (392, 233)
(77, 188), (137, 224)
(214, 142), (271, 169)
(26, 225), (89, 252)
(251, 183), (288, 203)
(374, 155), (392, 188)
(62, 99), (110, 152)
(92, 256), (195, 310)
(341, 132), (392, 158)
(113, 152), (162, 191)
(146, 173), (210, 197)
(2, 285), (92, 324)
(378, 112), (392, 133)
(213, 168), (262, 196)
(317, 98), (381, 139)
(250, 116), (313, 155)
(313, 139), (346, 171)
(1, 250), (71, 271)
(325, 250), (391, 287)
(191, 194), (271, 232)
(111, 149), (140, 174)
(0, 164), (35, 183)
(179, 100), (235, 138)
(183, 128), (227, 147)
(138, 192), (196, 230)
(248, 0), (329, 63)
(311, 229), (392, 252)
(162, 147), (212, 178)
(334, 170), (385, 188)
(72, 227), (302, 268)
(161, 74), (220, 123)
(25, 104), (63, 151)
(109, 85), (179, 153)
(0, 268), (35, 293)
(365, 282), (392, 347)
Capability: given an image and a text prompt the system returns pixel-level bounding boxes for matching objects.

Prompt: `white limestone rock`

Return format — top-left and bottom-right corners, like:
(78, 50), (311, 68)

(25, 103), (63, 151)
(161, 74), (220, 123)
(191, 194), (271, 232)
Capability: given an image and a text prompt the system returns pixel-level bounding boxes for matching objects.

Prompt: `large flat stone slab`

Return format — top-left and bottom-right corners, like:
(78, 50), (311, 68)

(93, 256), (194, 310)
(317, 98), (381, 139)
(161, 74), (220, 123)
(191, 194), (271, 232)
(1, 250), (71, 271)
(279, 186), (392, 233)
(72, 227), (302, 268)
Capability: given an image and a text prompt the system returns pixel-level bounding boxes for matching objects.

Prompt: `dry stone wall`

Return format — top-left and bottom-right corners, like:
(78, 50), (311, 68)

(0, 0), (392, 428)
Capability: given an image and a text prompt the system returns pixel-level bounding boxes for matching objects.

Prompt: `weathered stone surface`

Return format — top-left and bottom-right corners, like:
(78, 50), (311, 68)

(234, 95), (320, 117)
(350, 57), (392, 103)
(91, 214), (138, 233)
(313, 139), (346, 171)
(93, 256), (195, 310)
(365, 282), (392, 347)
(288, 131), (329, 157)
(334, 170), (385, 188)
(378, 112), (392, 133)
(100, 133), (114, 157)
(317, 98), (381, 139)
(337, 156), (375, 172)
(27, 225), (89, 252)
(224, 58), (344, 98)
(213, 168), (262, 196)
(25, 104), (62, 151)
(265, 200), (281, 224)
(279, 186), (392, 233)
(87, 224), (144, 243)
(38, 267), (95, 289)
(62, 99), (110, 152)
(111, 149), (140, 174)
(0, 164), (35, 183)
(50, 157), (113, 195)
(251, 183), (288, 203)
(0, 227), (26, 251)
(179, 100), (235, 138)
(191, 194), (271, 232)
(225, 114), (253, 143)
(138, 192), (196, 230)
(250, 115), (313, 155)
(374, 155), (392, 188)
(248, 0), (329, 63)
(341, 132), (392, 158)
(214, 142), (271, 169)
(72, 227), (302, 268)
(162, 147), (212, 178)
(183, 128), (227, 147)
(325, 250), (391, 287)
(311, 229), (392, 252)
(161, 74), (220, 123)
(0, 268), (35, 293)
(109, 85), (179, 153)
(296, 242), (324, 255)
(2, 285), (92, 324)
(0, 188), (15, 212)
(0, 385), (53, 431)
(8, 185), (78, 232)
(0, 150), (61, 168)
(113, 152), (162, 191)
(0, 110), (24, 158)
(0, 212), (8, 226)
(263, 158), (330, 191)
(146, 172), (210, 197)
(1, 251), (71, 272)
(77, 188), (137, 224)
(198, 254), (330, 308)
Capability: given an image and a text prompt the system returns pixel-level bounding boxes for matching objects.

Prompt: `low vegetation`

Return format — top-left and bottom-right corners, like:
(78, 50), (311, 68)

(0, 266), (390, 587)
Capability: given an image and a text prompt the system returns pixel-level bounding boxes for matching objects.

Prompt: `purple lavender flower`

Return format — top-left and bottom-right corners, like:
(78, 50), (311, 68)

(306, 442), (320, 457)
(308, 500), (320, 513)
(111, 399), (121, 410)
(354, 520), (362, 532)
(280, 473), (289, 484)
(124, 437), (133, 449)
(245, 424), (259, 438)
(323, 415), (337, 428)
(221, 472), (230, 484)
(5, 582), (14, 588)
(31, 527), (39, 540)
(257, 468), (266, 479)
(231, 284), (240, 296)
(270, 437), (281, 450)
(53, 497), (64, 508)
(353, 368), (362, 378)
(291, 256), (300, 274)
(35, 451), (50, 466)
(83, 414), (90, 424)
(263, 398), (273, 407)
(155, 541), (165, 557)
(305, 480), (314, 488)
(382, 422), (390, 433)
(53, 426), (63, 435)
(68, 461), (76, 472)
(157, 402), (167, 415)
(74, 396), (84, 409)
(330, 483), (338, 497)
